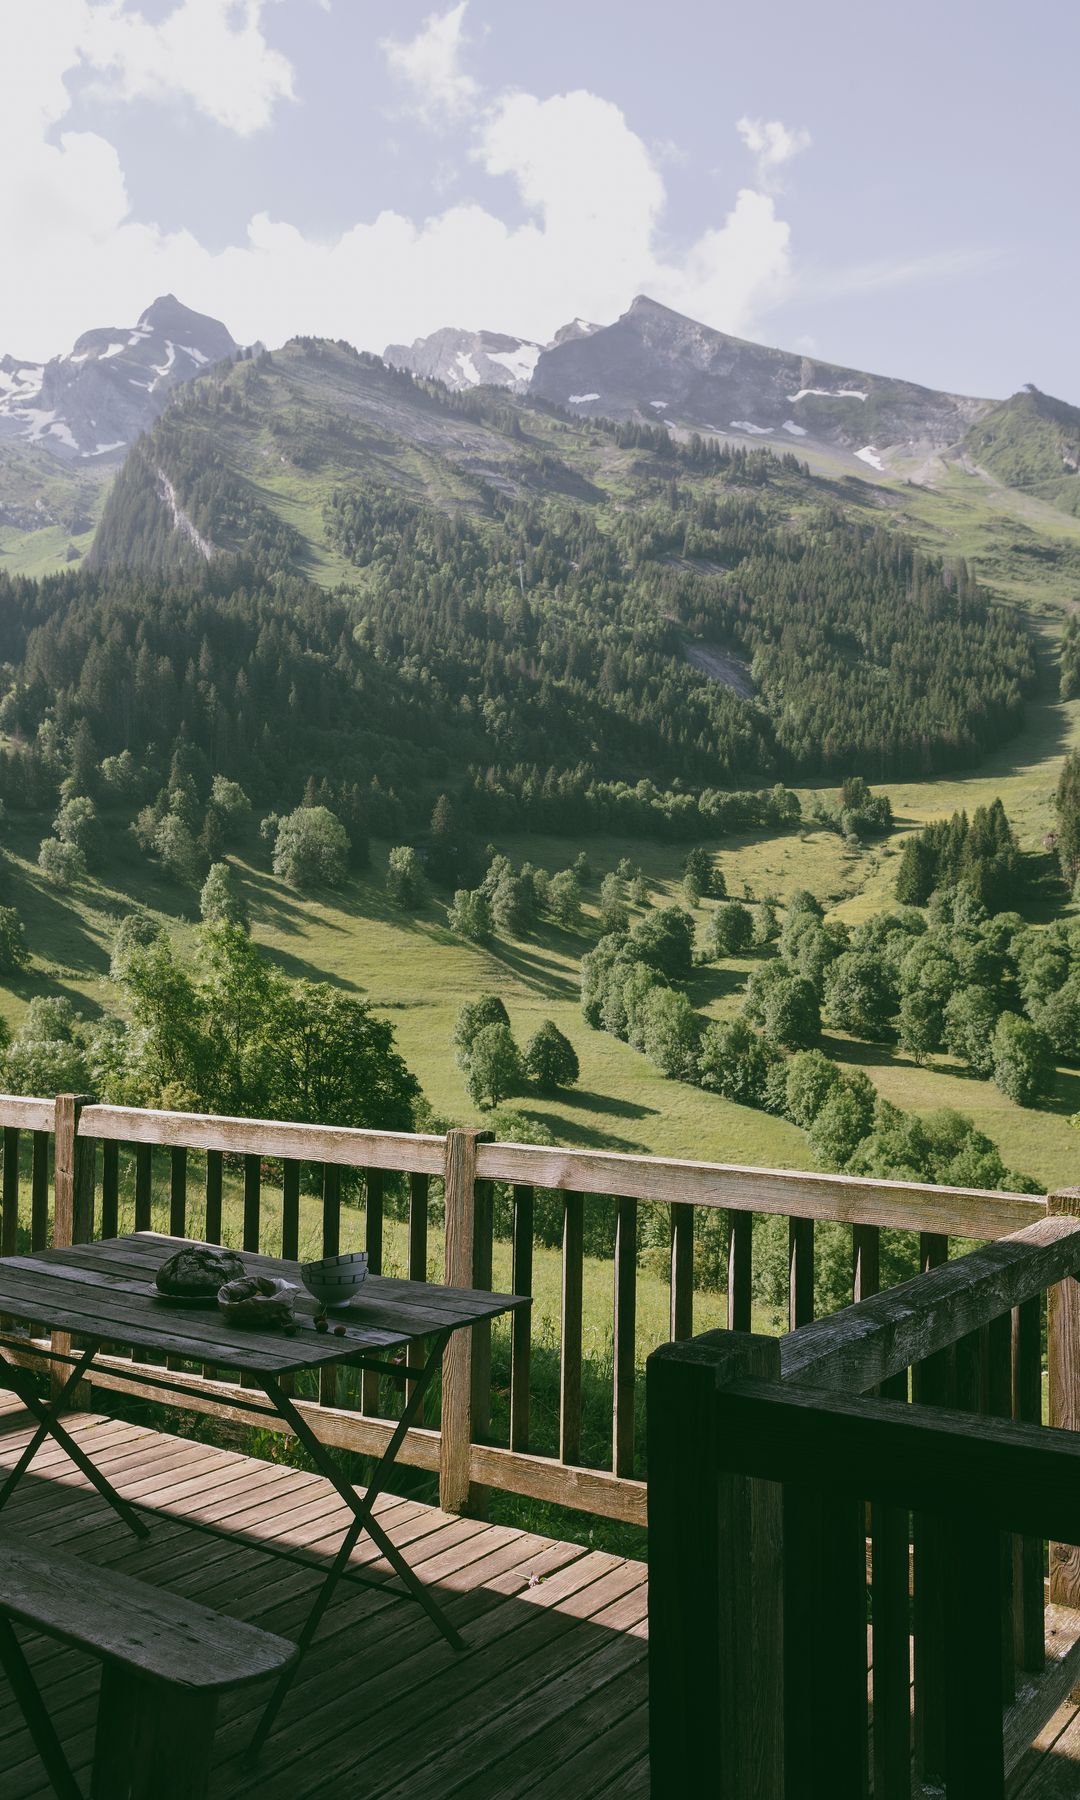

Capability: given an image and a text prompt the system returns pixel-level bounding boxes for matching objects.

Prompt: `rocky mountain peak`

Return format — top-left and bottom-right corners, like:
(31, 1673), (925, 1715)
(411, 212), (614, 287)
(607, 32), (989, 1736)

(0, 297), (237, 464)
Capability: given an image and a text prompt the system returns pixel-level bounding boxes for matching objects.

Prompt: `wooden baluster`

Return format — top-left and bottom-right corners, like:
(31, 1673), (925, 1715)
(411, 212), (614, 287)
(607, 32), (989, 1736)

(200, 1151), (225, 1383)
(470, 1177), (494, 1450)
(242, 1154), (261, 1251)
(852, 1223), (879, 1305)
(1, 1127), (18, 1260)
(788, 1215), (814, 1328)
(204, 1150), (223, 1245)
(280, 1159), (300, 1262)
(321, 1162), (340, 1258)
(613, 1196), (637, 1477)
(1048, 1190), (1080, 1613)
(912, 1231), (949, 1790)
(943, 1517), (1006, 1798)
(727, 1208), (752, 1332)
(51, 1096), (94, 1403)
(647, 1332), (784, 1800)
(31, 1132), (49, 1251)
(784, 1486), (869, 1798)
(361, 1169), (385, 1416)
(319, 1163), (341, 1408)
(0, 1127), (19, 1336)
(1012, 1295), (1045, 1671)
(509, 1184), (533, 1452)
(669, 1201), (694, 1341)
(406, 1172), (429, 1413)
(439, 1128), (489, 1514)
(854, 1222), (910, 1800)
(166, 1147), (188, 1372)
(169, 1147), (187, 1238)
(560, 1191), (584, 1467)
(100, 1140), (119, 1241)
(134, 1144), (152, 1232)
(986, 1308), (1016, 1705)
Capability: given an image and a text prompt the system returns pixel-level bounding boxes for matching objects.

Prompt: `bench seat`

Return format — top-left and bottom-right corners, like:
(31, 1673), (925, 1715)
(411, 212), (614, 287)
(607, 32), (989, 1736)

(0, 1535), (296, 1799)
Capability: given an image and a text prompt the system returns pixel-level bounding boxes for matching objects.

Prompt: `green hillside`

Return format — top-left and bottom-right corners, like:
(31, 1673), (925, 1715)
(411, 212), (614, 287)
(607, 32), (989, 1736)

(961, 387), (1080, 517)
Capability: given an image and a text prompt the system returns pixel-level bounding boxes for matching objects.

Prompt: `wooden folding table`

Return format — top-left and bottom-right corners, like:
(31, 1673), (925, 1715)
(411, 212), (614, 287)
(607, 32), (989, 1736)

(0, 1231), (528, 1752)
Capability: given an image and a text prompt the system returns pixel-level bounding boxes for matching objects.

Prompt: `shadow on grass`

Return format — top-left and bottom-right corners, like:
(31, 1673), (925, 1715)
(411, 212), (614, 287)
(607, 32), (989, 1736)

(522, 1108), (648, 1153)
(554, 1087), (659, 1123)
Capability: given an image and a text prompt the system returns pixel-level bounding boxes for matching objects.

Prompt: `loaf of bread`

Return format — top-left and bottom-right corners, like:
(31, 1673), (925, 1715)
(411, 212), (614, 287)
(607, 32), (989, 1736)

(155, 1244), (245, 1296)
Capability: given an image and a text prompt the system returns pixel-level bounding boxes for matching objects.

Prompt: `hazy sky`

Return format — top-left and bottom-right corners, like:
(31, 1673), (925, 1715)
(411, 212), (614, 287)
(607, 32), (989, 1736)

(6, 0), (1077, 400)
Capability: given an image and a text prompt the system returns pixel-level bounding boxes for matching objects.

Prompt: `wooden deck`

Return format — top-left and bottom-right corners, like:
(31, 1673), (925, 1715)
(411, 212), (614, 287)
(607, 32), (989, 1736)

(0, 1394), (648, 1799)
(3, 1389), (1080, 1797)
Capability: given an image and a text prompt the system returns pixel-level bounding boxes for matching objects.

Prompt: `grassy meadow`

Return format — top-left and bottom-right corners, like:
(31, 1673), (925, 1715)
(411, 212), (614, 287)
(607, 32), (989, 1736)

(10, 635), (1080, 1192)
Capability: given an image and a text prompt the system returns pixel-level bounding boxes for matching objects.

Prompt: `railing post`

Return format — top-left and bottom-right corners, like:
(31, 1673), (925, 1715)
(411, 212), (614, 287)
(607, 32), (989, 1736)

(647, 1330), (783, 1799)
(52, 1094), (95, 1404)
(1048, 1188), (1080, 1611)
(439, 1128), (492, 1515)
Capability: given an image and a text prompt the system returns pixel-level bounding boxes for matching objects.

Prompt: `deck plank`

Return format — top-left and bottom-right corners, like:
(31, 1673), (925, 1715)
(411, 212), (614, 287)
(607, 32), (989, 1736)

(0, 1407), (649, 1800)
(10, 1402), (1079, 1799)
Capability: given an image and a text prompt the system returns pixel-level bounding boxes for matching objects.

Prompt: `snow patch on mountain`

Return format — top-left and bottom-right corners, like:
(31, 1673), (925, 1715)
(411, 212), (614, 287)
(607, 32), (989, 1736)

(782, 420), (808, 436)
(487, 343), (541, 383)
(855, 445), (886, 471)
(568, 393), (600, 404)
(788, 387), (868, 402)
(731, 420), (772, 434)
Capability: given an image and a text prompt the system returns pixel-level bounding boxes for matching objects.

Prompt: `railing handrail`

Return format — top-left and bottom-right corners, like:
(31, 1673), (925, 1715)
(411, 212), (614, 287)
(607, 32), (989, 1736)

(0, 1091), (1047, 1238)
(75, 1103), (447, 1174)
(780, 1213), (1080, 1393)
(476, 1137), (1044, 1236)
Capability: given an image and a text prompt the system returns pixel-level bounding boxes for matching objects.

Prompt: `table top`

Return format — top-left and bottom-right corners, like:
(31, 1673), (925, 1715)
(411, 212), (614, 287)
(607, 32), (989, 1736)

(0, 1233), (528, 1377)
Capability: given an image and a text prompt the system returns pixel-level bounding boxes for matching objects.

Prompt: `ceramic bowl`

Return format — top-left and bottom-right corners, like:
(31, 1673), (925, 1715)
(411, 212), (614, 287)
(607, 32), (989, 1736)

(299, 1250), (369, 1309)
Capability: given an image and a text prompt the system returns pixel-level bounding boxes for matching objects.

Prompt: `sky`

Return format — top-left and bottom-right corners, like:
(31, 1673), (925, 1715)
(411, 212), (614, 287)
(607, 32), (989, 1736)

(5, 0), (1078, 401)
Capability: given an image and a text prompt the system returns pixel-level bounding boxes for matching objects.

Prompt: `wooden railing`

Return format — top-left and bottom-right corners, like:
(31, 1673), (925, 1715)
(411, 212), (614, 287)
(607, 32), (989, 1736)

(0, 1092), (1061, 1539)
(647, 1196), (1080, 1798)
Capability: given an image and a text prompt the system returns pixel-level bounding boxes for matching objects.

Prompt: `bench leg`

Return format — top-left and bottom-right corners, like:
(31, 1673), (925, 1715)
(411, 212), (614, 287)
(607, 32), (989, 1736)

(0, 1615), (83, 1800)
(92, 1668), (218, 1800)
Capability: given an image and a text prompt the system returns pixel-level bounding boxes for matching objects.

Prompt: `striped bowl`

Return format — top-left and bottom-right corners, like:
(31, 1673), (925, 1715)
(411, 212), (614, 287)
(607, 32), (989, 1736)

(300, 1251), (369, 1308)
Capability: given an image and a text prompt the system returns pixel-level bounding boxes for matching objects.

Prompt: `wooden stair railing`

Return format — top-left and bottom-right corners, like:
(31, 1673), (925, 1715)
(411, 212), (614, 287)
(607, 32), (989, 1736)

(647, 1208), (1080, 1799)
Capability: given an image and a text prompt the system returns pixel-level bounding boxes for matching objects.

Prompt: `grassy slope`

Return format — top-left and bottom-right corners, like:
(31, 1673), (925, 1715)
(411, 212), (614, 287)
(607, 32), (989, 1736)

(9, 661), (1080, 1194)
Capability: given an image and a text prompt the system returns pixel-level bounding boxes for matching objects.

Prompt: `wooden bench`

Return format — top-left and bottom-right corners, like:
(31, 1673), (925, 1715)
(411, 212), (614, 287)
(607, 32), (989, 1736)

(0, 1536), (297, 1799)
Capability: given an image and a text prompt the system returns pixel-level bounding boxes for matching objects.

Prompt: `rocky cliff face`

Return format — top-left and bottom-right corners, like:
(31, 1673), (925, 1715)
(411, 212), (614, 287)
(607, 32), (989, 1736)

(383, 318), (601, 393)
(0, 295), (237, 464)
(528, 296), (991, 467)
(383, 326), (545, 392)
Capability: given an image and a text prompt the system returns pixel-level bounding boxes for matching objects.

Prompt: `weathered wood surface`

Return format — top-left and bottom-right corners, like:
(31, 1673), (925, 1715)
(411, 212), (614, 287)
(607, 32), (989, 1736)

(77, 1103), (448, 1173)
(0, 1096), (54, 1133)
(781, 1215), (1080, 1394)
(0, 1400), (650, 1800)
(474, 1139), (1045, 1237)
(0, 1233), (526, 1377)
(0, 1536), (295, 1690)
(716, 1378), (1080, 1543)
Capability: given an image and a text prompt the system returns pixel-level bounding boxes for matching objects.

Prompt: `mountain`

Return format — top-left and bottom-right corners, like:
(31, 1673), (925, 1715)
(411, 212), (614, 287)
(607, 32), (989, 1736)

(384, 318), (600, 393)
(961, 386), (1080, 515)
(0, 294), (237, 464)
(528, 295), (992, 472)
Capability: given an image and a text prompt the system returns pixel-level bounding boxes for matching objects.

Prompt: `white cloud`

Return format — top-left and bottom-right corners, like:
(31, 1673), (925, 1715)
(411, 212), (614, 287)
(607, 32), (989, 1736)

(380, 2), (478, 125)
(736, 116), (811, 189)
(0, 5), (797, 361)
(79, 0), (295, 136)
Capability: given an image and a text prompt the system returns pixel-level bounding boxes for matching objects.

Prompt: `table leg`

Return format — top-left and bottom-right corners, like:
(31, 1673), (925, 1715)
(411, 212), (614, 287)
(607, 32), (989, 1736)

(0, 1616), (83, 1800)
(248, 1333), (460, 1757)
(0, 1344), (149, 1540)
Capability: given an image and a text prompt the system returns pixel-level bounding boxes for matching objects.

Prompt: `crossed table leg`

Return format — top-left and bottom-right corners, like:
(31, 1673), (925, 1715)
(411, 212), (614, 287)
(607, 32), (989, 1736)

(0, 1341), (149, 1539)
(247, 1327), (460, 1758)
(0, 1326), (468, 1758)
